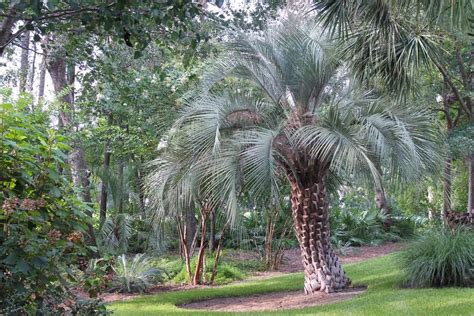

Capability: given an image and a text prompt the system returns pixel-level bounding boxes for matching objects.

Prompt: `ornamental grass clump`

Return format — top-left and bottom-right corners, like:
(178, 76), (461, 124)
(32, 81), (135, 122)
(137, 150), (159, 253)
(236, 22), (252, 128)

(401, 228), (474, 288)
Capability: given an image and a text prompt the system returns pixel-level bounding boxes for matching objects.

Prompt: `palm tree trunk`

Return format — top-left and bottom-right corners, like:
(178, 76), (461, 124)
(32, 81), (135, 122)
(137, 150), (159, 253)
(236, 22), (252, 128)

(375, 185), (392, 226)
(288, 172), (350, 294)
(209, 209), (216, 253)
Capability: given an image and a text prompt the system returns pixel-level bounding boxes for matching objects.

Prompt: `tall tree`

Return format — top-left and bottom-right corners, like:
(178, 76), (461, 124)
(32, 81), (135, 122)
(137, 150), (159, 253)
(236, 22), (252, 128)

(313, 0), (473, 216)
(154, 15), (440, 293)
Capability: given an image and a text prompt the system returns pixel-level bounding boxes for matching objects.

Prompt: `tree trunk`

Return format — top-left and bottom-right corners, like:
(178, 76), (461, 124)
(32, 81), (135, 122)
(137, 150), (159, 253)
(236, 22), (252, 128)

(38, 54), (46, 100)
(186, 207), (197, 251)
(99, 150), (111, 225)
(209, 209), (216, 253)
(193, 207), (209, 285)
(0, 10), (16, 57)
(468, 154), (474, 216)
(118, 161), (124, 213)
(375, 185), (391, 226)
(27, 40), (36, 94)
(288, 172), (350, 294)
(19, 31), (29, 93)
(46, 48), (95, 244)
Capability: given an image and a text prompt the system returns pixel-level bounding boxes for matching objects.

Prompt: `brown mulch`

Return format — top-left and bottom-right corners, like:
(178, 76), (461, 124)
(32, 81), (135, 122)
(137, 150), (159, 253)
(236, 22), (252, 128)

(100, 242), (405, 304)
(179, 286), (367, 312)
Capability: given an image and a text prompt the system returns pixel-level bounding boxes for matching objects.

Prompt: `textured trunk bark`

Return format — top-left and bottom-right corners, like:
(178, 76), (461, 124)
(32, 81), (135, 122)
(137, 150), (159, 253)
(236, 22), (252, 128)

(38, 55), (46, 99)
(0, 10), (16, 57)
(99, 150), (111, 225)
(47, 48), (95, 244)
(19, 31), (29, 93)
(118, 161), (124, 213)
(193, 208), (209, 285)
(289, 173), (350, 294)
(27, 41), (36, 95)
(186, 207), (197, 251)
(443, 157), (452, 220)
(209, 210), (216, 253)
(468, 154), (474, 216)
(375, 185), (392, 226)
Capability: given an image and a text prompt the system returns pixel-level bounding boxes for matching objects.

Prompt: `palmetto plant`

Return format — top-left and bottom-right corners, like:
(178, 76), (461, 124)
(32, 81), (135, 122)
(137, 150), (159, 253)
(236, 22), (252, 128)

(110, 254), (165, 293)
(149, 13), (441, 293)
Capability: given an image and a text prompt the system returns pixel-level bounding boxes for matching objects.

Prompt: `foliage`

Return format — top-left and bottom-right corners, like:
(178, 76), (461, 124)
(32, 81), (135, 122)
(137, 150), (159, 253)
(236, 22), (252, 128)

(172, 256), (244, 285)
(329, 190), (418, 248)
(401, 228), (474, 288)
(110, 254), (166, 293)
(0, 94), (92, 314)
(110, 254), (474, 315)
(81, 257), (114, 298)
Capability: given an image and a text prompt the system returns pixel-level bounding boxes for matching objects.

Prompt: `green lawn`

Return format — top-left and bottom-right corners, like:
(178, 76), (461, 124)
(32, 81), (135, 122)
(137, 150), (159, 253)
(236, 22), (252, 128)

(110, 253), (474, 315)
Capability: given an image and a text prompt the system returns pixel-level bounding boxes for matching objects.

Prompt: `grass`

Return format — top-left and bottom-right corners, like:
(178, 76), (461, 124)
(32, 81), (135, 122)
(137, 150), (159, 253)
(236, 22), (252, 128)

(110, 253), (474, 315)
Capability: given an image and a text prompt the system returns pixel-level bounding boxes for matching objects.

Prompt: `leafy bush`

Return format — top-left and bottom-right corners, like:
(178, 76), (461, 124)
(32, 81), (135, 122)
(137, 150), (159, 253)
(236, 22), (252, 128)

(329, 190), (420, 249)
(172, 256), (244, 285)
(109, 254), (166, 293)
(0, 95), (92, 314)
(401, 228), (474, 287)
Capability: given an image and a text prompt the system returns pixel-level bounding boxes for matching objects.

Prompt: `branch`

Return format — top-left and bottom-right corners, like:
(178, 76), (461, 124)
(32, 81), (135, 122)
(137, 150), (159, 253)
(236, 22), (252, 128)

(0, 21), (31, 51)
(434, 59), (471, 116)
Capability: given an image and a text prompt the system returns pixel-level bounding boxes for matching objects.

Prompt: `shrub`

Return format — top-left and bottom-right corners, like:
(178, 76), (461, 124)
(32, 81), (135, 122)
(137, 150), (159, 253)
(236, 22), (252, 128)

(0, 95), (92, 314)
(109, 254), (166, 293)
(172, 256), (244, 285)
(401, 228), (474, 288)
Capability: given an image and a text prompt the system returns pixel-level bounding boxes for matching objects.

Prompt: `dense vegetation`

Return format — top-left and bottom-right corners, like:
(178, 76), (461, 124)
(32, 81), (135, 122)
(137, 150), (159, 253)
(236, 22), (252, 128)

(1, 0), (472, 314)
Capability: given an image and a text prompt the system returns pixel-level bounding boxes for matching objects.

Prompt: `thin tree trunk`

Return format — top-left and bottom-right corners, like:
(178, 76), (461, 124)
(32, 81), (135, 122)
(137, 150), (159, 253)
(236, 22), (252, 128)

(210, 220), (230, 284)
(99, 151), (111, 225)
(468, 154), (474, 216)
(118, 161), (124, 213)
(193, 207), (209, 285)
(288, 171), (350, 294)
(186, 207), (197, 253)
(27, 40), (36, 95)
(19, 31), (29, 93)
(38, 54), (46, 100)
(209, 209), (216, 253)
(443, 158), (453, 219)
(177, 216), (193, 281)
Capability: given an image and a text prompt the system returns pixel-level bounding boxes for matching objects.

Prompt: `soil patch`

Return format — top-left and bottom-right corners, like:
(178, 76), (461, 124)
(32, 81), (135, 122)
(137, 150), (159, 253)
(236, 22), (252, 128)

(179, 286), (367, 312)
(279, 242), (405, 273)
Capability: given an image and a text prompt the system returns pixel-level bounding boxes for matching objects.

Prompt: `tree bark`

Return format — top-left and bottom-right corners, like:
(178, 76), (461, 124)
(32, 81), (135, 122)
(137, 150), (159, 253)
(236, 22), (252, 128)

(193, 206), (210, 285)
(288, 172), (350, 294)
(46, 47), (95, 243)
(186, 206), (197, 251)
(38, 54), (46, 100)
(468, 154), (474, 216)
(27, 40), (36, 94)
(99, 150), (111, 225)
(18, 31), (29, 93)
(0, 9), (16, 57)
(118, 161), (124, 213)
(209, 209), (216, 253)
(375, 185), (392, 226)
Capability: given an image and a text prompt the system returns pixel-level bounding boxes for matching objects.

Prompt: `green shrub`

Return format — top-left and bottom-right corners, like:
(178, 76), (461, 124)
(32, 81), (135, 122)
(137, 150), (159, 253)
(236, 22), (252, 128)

(172, 256), (244, 285)
(401, 228), (474, 288)
(110, 254), (166, 293)
(0, 95), (92, 314)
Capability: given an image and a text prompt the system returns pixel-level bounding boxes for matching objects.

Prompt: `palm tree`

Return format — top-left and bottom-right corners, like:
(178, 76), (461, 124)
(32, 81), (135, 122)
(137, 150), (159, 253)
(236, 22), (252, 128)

(153, 14), (441, 293)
